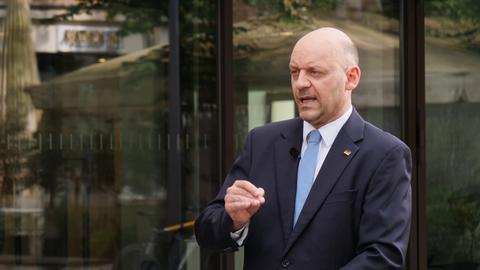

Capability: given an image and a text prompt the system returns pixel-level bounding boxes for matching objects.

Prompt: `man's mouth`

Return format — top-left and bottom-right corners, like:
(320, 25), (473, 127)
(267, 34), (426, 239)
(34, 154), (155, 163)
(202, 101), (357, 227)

(299, 96), (317, 104)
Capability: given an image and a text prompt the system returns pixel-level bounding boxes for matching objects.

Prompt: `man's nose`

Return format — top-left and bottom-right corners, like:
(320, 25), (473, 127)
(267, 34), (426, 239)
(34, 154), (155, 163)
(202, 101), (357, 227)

(295, 70), (311, 88)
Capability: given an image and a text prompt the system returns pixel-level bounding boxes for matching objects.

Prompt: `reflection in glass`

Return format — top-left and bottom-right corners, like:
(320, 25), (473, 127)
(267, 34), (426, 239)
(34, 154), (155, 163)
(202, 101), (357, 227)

(233, 0), (402, 154)
(0, 0), (42, 262)
(425, 1), (480, 269)
(0, 0), (218, 269)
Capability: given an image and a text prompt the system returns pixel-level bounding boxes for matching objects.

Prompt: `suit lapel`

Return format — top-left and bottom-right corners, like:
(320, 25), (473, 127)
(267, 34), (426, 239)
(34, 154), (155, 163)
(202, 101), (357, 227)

(283, 109), (365, 255)
(274, 119), (303, 244)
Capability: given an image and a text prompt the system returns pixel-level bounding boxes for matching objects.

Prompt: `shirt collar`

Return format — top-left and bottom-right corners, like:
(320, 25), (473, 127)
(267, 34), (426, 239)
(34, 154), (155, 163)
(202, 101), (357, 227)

(302, 106), (353, 147)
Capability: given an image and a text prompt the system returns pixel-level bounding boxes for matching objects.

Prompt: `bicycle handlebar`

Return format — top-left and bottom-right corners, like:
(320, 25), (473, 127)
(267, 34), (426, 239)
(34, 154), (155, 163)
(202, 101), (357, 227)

(163, 220), (195, 232)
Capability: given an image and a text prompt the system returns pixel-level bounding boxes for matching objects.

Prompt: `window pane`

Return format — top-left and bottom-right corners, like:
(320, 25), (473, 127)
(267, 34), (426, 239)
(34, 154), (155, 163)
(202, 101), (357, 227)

(425, 1), (480, 268)
(233, 0), (402, 154)
(0, 0), (218, 269)
(233, 0), (402, 268)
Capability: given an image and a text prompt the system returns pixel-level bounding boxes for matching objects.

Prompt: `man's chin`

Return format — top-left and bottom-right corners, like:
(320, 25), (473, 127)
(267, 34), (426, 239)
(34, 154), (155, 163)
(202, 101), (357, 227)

(299, 112), (319, 123)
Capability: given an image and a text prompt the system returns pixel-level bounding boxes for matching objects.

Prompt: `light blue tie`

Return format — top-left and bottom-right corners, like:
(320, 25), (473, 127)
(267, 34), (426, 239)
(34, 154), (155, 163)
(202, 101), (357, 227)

(294, 130), (321, 226)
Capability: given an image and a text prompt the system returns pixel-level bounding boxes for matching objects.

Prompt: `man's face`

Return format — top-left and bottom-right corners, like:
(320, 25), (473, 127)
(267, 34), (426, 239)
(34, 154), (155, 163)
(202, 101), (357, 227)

(289, 40), (351, 128)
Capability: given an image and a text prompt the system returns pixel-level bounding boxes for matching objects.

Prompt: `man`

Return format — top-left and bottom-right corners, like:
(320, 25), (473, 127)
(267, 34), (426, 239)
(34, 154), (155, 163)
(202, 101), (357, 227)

(195, 27), (412, 270)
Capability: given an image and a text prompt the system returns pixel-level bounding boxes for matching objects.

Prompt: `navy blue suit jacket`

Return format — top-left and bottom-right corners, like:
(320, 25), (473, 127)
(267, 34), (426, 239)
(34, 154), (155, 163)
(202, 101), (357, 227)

(195, 109), (412, 270)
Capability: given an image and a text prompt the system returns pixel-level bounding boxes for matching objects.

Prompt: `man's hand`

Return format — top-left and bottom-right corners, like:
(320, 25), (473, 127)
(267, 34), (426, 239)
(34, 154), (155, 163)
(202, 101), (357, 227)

(225, 180), (265, 231)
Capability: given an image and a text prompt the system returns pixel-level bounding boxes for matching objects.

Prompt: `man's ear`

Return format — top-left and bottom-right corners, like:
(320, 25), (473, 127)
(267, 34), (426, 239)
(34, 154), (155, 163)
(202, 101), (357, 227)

(345, 65), (361, 91)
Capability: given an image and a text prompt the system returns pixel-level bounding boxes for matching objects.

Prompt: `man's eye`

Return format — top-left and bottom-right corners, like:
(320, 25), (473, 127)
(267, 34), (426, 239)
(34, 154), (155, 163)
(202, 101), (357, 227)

(310, 70), (321, 76)
(290, 70), (299, 76)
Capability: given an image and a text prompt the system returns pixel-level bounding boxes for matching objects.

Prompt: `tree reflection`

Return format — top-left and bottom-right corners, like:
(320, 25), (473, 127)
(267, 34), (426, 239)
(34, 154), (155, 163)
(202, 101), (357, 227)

(0, 0), (40, 203)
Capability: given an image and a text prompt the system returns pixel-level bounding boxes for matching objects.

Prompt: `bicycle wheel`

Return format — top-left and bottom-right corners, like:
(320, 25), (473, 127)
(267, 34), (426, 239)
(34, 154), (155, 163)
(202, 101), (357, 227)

(112, 243), (162, 270)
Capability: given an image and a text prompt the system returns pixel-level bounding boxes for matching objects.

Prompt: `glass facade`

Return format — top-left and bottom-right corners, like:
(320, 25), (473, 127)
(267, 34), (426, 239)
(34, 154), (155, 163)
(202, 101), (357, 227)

(425, 1), (480, 269)
(0, 0), (477, 269)
(0, 0), (218, 269)
(233, 0), (402, 154)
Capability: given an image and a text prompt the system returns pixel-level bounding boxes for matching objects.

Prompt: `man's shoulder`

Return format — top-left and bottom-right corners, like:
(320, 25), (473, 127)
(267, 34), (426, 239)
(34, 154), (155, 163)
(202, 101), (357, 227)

(249, 118), (302, 137)
(362, 120), (409, 153)
(344, 109), (407, 152)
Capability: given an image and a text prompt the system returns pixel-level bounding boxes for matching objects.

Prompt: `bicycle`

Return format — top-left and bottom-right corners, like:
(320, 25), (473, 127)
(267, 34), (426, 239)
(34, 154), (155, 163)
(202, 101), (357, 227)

(112, 215), (197, 270)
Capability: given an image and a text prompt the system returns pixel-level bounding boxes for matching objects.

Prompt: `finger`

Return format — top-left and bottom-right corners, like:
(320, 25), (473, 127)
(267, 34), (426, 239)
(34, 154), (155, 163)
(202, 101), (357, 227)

(256, 187), (265, 198)
(227, 185), (257, 198)
(225, 193), (258, 204)
(234, 180), (263, 197)
(246, 201), (263, 214)
(228, 186), (259, 199)
(249, 197), (265, 208)
(257, 196), (265, 204)
(225, 201), (251, 212)
(250, 199), (259, 208)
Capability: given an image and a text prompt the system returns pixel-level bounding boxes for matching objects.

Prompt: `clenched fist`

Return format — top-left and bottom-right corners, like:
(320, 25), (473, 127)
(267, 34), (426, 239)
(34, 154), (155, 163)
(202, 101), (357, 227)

(225, 180), (265, 231)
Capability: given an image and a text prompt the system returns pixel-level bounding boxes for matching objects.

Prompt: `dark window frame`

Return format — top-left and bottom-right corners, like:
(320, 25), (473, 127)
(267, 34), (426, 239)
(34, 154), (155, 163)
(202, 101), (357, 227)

(401, 0), (427, 269)
(167, 0), (183, 227)
(216, 0), (235, 269)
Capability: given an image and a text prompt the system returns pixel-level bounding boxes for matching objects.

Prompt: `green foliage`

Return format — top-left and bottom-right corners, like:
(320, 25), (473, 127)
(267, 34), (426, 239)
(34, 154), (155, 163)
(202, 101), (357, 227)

(425, 0), (480, 51)
(378, 0), (400, 18)
(426, 104), (480, 265)
(427, 187), (480, 264)
(311, 0), (338, 10)
(427, 187), (463, 263)
(242, 0), (338, 11)
(426, 0), (480, 23)
(43, 0), (167, 36)
(240, 0), (336, 19)
(242, 0), (283, 12)
(448, 190), (480, 261)
(0, 88), (38, 197)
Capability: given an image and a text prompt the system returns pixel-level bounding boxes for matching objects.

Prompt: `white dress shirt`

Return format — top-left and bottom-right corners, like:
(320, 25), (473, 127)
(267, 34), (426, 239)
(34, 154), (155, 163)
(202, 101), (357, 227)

(231, 106), (353, 245)
(301, 106), (352, 179)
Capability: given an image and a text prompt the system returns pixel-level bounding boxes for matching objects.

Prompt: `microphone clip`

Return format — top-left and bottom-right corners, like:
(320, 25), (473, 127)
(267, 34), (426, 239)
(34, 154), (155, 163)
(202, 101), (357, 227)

(289, 148), (300, 159)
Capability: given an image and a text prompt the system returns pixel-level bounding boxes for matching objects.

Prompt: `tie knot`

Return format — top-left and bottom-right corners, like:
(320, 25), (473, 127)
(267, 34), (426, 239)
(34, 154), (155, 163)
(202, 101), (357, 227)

(307, 130), (321, 145)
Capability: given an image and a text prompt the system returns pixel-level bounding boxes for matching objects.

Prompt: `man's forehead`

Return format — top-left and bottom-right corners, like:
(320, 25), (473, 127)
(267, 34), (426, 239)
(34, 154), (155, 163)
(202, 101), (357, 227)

(290, 42), (338, 64)
(289, 57), (330, 68)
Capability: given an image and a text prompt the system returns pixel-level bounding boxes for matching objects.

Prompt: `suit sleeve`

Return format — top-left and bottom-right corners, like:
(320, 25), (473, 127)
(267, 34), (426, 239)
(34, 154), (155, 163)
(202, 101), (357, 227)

(340, 143), (412, 270)
(194, 131), (253, 252)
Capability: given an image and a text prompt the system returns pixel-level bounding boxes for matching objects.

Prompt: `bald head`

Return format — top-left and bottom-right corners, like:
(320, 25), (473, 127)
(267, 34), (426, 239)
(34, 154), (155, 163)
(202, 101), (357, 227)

(289, 27), (361, 128)
(293, 27), (359, 68)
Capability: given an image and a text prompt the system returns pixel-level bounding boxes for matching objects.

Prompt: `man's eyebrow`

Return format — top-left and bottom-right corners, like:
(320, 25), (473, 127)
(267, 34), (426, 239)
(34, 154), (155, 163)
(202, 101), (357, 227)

(306, 64), (327, 70)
